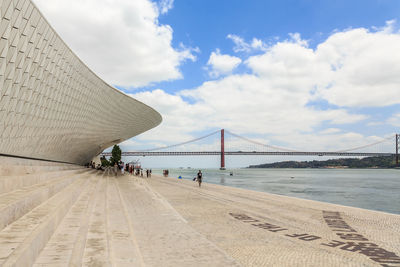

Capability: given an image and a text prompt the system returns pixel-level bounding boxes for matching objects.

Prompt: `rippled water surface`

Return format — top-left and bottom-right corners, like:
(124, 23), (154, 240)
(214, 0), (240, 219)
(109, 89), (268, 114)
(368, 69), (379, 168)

(152, 168), (400, 215)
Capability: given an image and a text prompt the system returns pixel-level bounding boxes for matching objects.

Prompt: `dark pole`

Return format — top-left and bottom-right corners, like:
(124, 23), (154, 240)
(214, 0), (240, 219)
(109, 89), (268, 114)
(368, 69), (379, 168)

(396, 134), (399, 167)
(220, 129), (225, 170)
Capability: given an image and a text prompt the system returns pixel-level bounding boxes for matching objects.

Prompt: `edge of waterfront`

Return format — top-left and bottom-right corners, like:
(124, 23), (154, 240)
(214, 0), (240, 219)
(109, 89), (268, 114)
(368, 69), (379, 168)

(146, 174), (400, 266)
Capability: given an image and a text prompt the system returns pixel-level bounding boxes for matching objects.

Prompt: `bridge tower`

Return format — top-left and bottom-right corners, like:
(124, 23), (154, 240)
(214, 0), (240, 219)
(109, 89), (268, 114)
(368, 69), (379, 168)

(396, 134), (399, 166)
(220, 129), (226, 170)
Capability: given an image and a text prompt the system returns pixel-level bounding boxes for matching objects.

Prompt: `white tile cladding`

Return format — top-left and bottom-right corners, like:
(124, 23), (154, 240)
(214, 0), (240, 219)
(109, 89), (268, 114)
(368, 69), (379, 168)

(0, 0), (162, 164)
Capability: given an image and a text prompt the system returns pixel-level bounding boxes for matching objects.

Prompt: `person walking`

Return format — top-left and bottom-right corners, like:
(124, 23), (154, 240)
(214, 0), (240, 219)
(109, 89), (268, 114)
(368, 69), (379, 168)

(197, 170), (203, 187)
(114, 163), (118, 177)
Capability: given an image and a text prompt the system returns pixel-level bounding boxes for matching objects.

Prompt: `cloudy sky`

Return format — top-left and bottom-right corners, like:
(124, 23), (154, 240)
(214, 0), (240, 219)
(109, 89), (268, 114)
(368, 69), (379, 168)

(34, 0), (400, 167)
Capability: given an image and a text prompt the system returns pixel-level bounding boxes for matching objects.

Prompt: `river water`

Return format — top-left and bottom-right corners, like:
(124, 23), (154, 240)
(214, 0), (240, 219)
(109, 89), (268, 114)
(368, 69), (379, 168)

(152, 168), (400, 215)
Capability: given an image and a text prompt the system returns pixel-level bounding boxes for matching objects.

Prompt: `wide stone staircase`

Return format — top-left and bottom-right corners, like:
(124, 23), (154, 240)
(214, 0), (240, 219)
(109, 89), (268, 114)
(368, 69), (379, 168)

(0, 157), (94, 266)
(0, 157), (238, 267)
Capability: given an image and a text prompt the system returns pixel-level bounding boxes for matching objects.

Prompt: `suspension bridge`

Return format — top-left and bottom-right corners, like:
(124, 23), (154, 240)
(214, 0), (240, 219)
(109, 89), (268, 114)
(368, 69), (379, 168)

(101, 129), (400, 169)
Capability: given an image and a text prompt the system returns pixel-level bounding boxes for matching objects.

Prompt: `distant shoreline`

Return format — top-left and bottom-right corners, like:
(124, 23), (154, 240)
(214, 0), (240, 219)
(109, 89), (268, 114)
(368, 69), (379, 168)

(248, 156), (398, 169)
(247, 167), (399, 169)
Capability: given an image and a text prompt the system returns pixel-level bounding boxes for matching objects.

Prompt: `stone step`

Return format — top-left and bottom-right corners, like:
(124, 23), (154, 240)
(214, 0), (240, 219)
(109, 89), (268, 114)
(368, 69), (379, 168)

(81, 174), (111, 266)
(0, 171), (238, 266)
(33, 173), (102, 266)
(0, 169), (94, 231)
(104, 176), (143, 267)
(0, 172), (93, 266)
(0, 168), (88, 195)
(81, 174), (142, 267)
(0, 156), (81, 176)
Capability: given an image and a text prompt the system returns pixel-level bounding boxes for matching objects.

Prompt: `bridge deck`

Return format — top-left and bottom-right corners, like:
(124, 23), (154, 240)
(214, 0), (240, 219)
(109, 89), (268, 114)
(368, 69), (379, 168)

(102, 151), (394, 157)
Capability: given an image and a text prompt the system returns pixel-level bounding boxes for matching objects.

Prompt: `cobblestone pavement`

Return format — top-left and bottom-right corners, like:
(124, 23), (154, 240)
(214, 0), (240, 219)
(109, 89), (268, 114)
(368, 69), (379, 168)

(147, 175), (400, 267)
(1, 166), (399, 266)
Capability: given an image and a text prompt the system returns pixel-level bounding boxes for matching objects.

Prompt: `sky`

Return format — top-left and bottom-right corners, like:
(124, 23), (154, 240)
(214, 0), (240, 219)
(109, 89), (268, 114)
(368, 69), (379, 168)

(33, 0), (400, 168)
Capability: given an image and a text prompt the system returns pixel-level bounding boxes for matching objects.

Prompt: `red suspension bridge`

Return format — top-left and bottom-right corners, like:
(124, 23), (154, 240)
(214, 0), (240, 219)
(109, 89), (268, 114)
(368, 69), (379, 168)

(101, 129), (400, 169)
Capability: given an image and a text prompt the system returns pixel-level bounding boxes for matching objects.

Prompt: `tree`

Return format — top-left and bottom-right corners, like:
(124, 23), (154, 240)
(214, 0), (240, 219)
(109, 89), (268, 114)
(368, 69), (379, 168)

(109, 145), (122, 166)
(100, 155), (110, 167)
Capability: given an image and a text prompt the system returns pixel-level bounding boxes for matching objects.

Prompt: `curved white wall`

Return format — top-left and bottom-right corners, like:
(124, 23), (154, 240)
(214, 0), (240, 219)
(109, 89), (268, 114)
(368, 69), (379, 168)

(0, 0), (162, 164)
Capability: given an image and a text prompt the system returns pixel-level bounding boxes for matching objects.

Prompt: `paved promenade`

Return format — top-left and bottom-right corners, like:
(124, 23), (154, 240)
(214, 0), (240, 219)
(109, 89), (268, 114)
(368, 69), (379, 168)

(0, 160), (399, 266)
(147, 175), (400, 267)
(0, 163), (237, 267)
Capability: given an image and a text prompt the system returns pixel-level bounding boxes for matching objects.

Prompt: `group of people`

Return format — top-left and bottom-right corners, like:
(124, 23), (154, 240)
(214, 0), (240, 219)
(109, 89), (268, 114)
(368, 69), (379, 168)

(164, 169), (203, 187)
(88, 161), (203, 187)
(87, 161), (104, 171)
(112, 162), (152, 178)
(133, 168), (151, 177)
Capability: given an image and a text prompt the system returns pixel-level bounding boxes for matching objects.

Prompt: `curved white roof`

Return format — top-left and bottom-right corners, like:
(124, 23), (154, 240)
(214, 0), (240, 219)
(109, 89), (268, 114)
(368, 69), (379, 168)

(0, 0), (162, 164)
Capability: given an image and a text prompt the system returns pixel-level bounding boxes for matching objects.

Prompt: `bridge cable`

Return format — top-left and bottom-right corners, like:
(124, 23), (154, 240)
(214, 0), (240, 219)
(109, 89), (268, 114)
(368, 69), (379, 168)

(225, 130), (299, 152)
(136, 130), (221, 152)
(333, 135), (394, 153)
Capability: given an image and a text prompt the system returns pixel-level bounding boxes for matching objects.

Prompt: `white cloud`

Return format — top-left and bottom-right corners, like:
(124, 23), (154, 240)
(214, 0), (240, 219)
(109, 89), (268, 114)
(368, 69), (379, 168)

(251, 38), (267, 50)
(316, 20), (400, 107)
(227, 34), (268, 53)
(131, 23), (400, 152)
(179, 74), (365, 136)
(387, 113), (400, 126)
(206, 49), (242, 78)
(158, 0), (174, 14)
(319, 128), (341, 135)
(318, 110), (367, 124)
(33, 0), (196, 88)
(288, 33), (308, 47)
(230, 22), (400, 108)
(131, 71), (367, 151)
(373, 19), (397, 34)
(130, 89), (214, 144)
(246, 41), (330, 89)
(367, 122), (384, 126)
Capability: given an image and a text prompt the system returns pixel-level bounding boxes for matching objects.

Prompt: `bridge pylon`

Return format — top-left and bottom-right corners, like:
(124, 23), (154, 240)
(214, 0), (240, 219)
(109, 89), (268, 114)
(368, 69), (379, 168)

(220, 129), (225, 170)
(396, 134), (399, 167)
